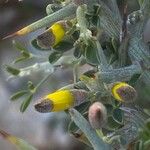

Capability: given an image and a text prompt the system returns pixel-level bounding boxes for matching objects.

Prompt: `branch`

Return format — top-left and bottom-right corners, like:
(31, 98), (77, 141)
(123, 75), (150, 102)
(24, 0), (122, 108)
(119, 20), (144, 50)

(97, 63), (142, 83)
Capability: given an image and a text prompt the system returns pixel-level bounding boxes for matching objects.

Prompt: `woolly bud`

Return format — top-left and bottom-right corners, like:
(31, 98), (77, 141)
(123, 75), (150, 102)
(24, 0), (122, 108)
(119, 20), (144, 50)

(88, 102), (107, 129)
(34, 89), (88, 113)
(36, 20), (72, 49)
(111, 82), (137, 103)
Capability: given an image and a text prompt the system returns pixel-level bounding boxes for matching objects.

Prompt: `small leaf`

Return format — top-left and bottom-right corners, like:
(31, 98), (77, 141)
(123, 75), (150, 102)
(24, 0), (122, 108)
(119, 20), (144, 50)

(75, 101), (91, 114)
(106, 116), (122, 130)
(84, 40), (99, 65)
(128, 73), (141, 86)
(10, 90), (28, 101)
(68, 120), (79, 133)
(21, 51), (30, 58)
(13, 57), (28, 64)
(112, 108), (123, 124)
(74, 45), (82, 58)
(138, 0), (144, 6)
(53, 41), (73, 52)
(20, 94), (33, 112)
(49, 51), (62, 64)
(12, 40), (28, 52)
(31, 39), (51, 51)
(111, 37), (118, 53)
(105, 104), (113, 116)
(27, 81), (35, 91)
(5, 65), (20, 76)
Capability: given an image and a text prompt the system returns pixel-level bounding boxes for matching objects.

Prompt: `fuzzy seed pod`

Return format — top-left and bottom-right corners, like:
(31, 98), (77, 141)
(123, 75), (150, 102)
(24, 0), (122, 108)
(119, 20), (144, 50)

(88, 102), (107, 129)
(34, 89), (88, 113)
(111, 82), (137, 103)
(36, 20), (72, 49)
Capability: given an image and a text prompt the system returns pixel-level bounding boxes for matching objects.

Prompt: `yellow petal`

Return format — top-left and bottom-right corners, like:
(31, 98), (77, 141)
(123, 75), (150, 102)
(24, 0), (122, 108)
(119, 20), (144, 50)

(45, 90), (74, 111)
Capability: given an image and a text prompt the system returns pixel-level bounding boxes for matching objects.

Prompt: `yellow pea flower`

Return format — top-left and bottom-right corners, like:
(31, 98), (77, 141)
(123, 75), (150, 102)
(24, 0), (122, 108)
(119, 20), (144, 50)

(36, 20), (72, 49)
(111, 82), (137, 103)
(34, 89), (88, 113)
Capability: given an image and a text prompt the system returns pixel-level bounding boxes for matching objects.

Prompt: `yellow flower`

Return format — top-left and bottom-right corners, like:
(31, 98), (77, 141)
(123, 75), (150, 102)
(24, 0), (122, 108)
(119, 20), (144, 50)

(34, 89), (88, 113)
(36, 20), (71, 49)
(111, 82), (137, 103)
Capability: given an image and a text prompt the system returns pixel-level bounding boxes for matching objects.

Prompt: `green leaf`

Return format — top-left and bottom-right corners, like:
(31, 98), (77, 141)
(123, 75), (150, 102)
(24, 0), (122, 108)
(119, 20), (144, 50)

(105, 104), (113, 117)
(128, 73), (141, 86)
(74, 45), (82, 58)
(31, 39), (51, 51)
(111, 37), (118, 53)
(20, 94), (33, 112)
(49, 51), (62, 64)
(75, 101), (91, 114)
(5, 65), (20, 76)
(68, 104), (90, 133)
(13, 57), (28, 64)
(27, 81), (35, 91)
(112, 108), (123, 124)
(84, 40), (99, 65)
(106, 116), (122, 131)
(53, 41), (73, 52)
(68, 120), (79, 133)
(21, 51), (30, 58)
(0, 129), (37, 150)
(10, 90), (28, 101)
(12, 40), (28, 52)
(138, 0), (144, 6)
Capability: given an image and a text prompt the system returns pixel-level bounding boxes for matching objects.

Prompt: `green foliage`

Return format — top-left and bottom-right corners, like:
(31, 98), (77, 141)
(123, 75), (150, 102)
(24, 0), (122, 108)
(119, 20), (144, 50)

(3, 0), (150, 149)
(5, 65), (20, 76)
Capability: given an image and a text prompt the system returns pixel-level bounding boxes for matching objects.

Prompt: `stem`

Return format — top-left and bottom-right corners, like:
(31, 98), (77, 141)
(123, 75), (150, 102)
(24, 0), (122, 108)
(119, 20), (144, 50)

(97, 63), (142, 83)
(17, 3), (77, 35)
(34, 73), (53, 92)
(76, 4), (92, 43)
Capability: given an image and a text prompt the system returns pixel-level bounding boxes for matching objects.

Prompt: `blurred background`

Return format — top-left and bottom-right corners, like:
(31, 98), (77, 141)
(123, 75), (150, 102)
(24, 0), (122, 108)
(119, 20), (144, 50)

(0, 0), (150, 150)
(0, 0), (87, 149)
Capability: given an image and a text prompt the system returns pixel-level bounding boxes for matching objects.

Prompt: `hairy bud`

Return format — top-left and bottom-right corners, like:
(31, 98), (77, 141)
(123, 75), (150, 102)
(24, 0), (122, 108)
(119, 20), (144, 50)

(88, 102), (107, 129)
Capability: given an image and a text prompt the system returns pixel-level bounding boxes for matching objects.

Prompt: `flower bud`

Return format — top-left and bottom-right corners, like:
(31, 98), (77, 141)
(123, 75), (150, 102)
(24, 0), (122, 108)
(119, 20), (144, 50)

(111, 82), (137, 103)
(88, 102), (107, 129)
(34, 89), (88, 113)
(36, 20), (72, 49)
